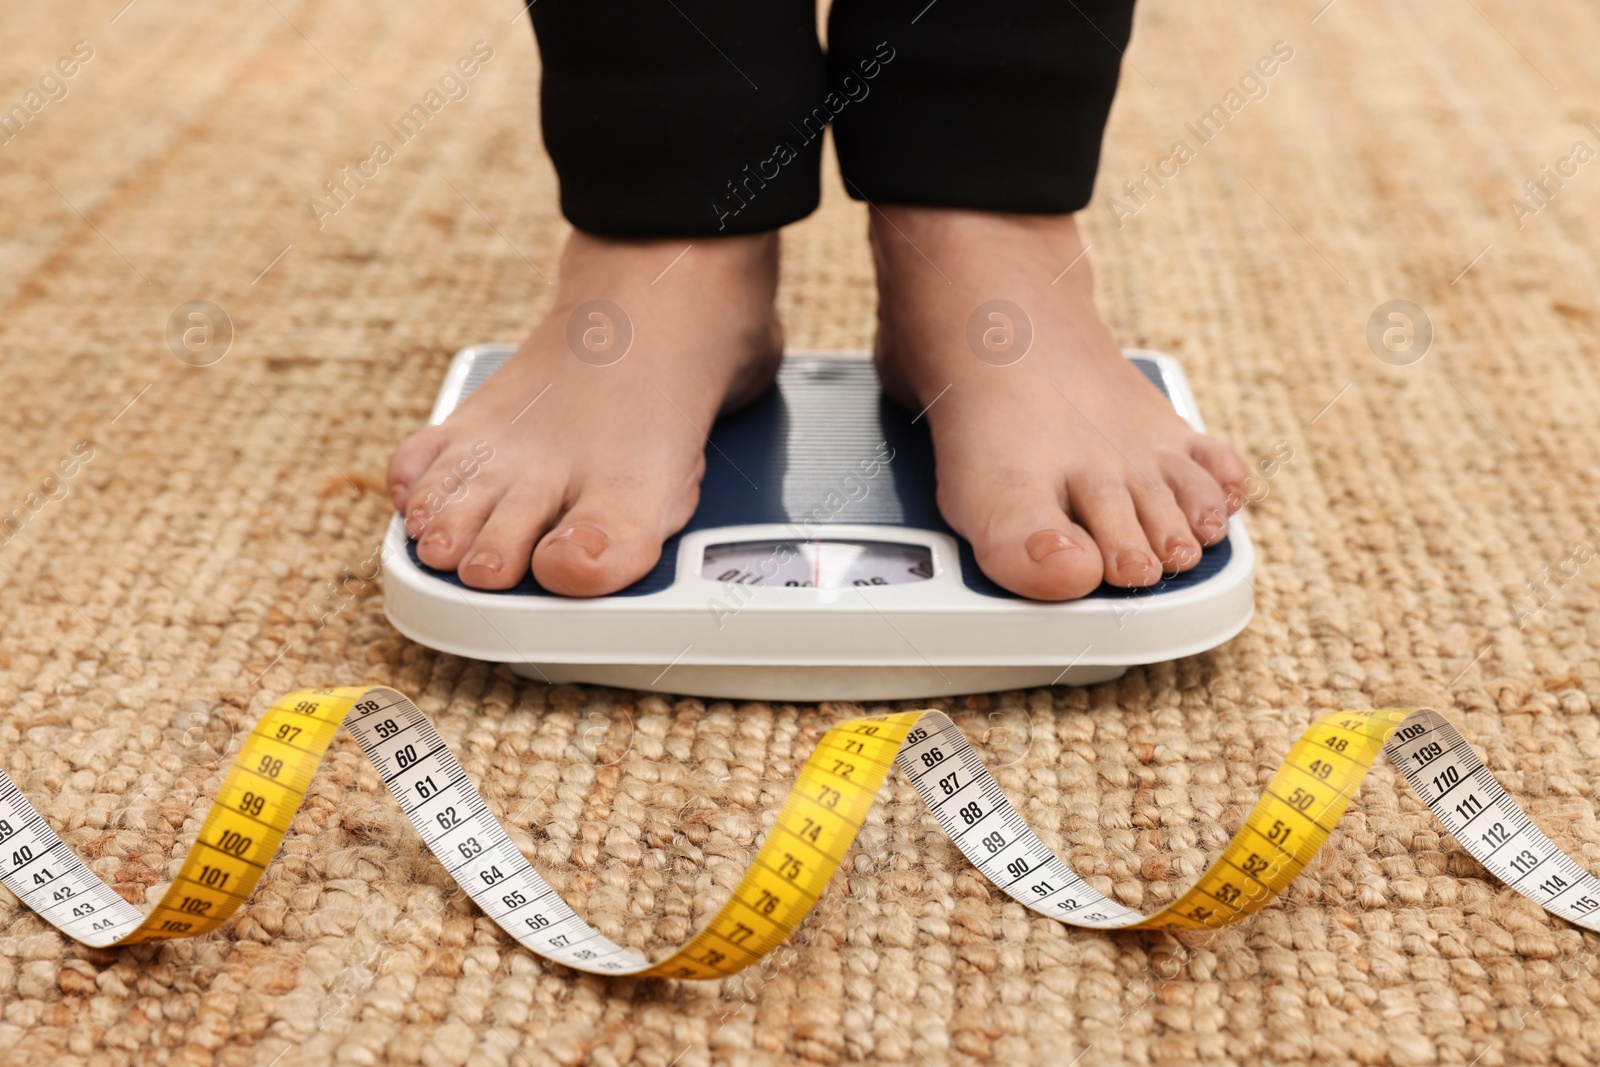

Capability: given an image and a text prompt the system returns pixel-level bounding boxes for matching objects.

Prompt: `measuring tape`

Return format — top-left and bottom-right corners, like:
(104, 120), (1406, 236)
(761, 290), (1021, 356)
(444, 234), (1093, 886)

(4, 688), (1598, 977)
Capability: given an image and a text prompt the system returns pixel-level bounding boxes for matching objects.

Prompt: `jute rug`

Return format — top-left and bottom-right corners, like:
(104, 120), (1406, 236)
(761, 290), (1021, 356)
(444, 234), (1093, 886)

(3, 0), (1599, 1063)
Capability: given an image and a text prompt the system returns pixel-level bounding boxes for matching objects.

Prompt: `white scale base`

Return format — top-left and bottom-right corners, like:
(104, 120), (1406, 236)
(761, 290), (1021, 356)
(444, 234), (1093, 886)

(383, 347), (1254, 701)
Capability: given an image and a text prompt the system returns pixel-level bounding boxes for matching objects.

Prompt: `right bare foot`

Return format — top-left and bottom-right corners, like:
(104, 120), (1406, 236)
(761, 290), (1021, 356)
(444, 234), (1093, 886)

(388, 231), (782, 596)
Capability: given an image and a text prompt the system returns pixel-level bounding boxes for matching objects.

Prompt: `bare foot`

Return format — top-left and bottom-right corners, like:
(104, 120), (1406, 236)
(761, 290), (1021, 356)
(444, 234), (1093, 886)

(388, 231), (782, 596)
(869, 207), (1247, 601)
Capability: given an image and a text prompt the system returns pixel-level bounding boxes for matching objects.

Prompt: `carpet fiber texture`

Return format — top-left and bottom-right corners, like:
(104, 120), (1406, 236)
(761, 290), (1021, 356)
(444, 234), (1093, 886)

(4, 1), (1600, 1064)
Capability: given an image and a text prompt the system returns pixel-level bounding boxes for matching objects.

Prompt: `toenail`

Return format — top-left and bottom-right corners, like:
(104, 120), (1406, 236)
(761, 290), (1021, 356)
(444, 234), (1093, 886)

(465, 551), (502, 573)
(1223, 484), (1245, 511)
(1026, 529), (1078, 562)
(1116, 550), (1154, 580)
(549, 524), (610, 558)
(390, 484), (409, 509)
(1195, 508), (1227, 540)
(421, 530), (450, 553)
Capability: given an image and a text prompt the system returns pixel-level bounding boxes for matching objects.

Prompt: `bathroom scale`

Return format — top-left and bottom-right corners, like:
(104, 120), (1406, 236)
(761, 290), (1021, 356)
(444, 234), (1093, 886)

(382, 346), (1255, 700)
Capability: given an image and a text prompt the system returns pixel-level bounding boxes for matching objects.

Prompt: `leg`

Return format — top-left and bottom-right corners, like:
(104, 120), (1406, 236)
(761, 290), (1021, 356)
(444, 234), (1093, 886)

(389, 1), (824, 595)
(830, 0), (1246, 600)
(534, 0), (827, 236)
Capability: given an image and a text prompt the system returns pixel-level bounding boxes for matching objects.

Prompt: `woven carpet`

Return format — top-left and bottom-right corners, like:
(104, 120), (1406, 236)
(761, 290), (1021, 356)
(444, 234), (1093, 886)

(4, 0), (1600, 1063)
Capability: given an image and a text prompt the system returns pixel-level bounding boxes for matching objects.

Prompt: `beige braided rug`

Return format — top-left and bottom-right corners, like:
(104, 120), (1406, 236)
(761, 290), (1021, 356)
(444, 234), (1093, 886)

(4, 0), (1600, 1063)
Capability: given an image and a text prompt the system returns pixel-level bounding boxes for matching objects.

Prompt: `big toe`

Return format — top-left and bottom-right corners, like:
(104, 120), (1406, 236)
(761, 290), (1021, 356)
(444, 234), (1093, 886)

(950, 482), (1105, 600)
(531, 478), (690, 597)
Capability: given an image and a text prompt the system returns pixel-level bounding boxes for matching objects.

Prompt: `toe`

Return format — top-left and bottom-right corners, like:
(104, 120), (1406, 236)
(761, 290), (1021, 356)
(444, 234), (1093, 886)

(406, 472), (502, 572)
(1131, 481), (1203, 575)
(457, 486), (560, 590)
(388, 426), (447, 510)
(1069, 475), (1161, 587)
(1188, 435), (1247, 511)
(954, 483), (1104, 600)
(532, 475), (692, 597)
(1162, 453), (1231, 547)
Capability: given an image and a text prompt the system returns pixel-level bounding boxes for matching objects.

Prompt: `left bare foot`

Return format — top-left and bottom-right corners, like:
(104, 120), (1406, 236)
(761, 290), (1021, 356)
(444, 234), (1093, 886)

(869, 206), (1247, 601)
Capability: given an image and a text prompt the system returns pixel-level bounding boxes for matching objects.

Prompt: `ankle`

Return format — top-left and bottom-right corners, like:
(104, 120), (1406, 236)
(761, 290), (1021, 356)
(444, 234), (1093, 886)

(535, 229), (784, 411)
(871, 203), (1082, 238)
(868, 206), (1091, 288)
(558, 229), (781, 299)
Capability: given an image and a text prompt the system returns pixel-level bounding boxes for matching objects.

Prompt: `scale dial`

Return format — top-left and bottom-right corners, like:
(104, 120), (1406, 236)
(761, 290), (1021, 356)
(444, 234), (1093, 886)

(702, 539), (935, 589)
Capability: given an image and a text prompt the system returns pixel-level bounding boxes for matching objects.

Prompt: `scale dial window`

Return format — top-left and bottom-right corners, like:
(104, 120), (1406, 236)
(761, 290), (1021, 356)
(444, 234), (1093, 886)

(701, 539), (934, 589)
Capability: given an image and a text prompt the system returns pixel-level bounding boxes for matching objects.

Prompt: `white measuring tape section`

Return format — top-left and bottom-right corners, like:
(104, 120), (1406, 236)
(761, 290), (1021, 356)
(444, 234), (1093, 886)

(2, 690), (1598, 980)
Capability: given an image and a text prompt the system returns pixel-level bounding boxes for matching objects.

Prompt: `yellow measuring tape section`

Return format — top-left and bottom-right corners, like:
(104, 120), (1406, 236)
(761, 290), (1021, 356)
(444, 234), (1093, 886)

(1140, 707), (1397, 932)
(4, 692), (1597, 978)
(119, 694), (348, 944)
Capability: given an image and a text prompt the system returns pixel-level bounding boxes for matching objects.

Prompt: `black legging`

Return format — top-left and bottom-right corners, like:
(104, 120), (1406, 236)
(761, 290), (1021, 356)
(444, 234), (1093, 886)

(529, 0), (1136, 237)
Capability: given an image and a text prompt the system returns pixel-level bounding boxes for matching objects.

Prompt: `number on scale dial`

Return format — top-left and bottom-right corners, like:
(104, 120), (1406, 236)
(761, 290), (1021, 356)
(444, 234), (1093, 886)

(701, 540), (934, 589)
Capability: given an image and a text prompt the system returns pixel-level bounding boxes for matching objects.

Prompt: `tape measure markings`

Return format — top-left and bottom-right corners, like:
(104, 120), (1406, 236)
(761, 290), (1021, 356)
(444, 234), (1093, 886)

(5, 693), (1600, 976)
(343, 689), (648, 973)
(0, 780), (147, 943)
(1384, 710), (1600, 924)
(894, 717), (1145, 929)
(1115, 708), (1401, 933)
